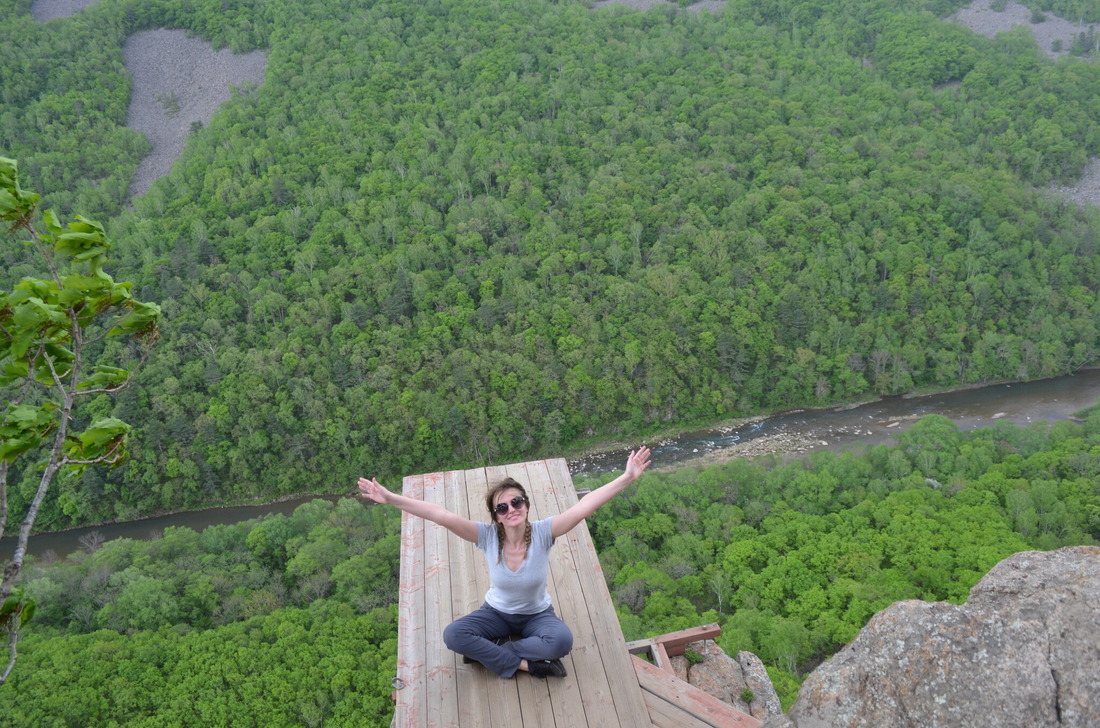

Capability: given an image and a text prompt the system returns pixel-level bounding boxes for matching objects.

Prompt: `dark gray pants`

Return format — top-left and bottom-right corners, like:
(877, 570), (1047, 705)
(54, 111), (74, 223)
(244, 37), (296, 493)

(443, 603), (573, 677)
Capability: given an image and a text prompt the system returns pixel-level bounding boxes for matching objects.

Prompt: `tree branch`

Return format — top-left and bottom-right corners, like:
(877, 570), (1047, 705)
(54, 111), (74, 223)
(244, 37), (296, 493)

(75, 384), (131, 397)
(0, 461), (9, 543)
(60, 439), (126, 467)
(0, 620), (19, 686)
(27, 228), (62, 290)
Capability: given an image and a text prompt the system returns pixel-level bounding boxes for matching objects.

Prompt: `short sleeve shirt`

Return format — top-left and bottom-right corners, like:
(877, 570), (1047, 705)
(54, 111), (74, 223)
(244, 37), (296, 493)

(477, 516), (554, 614)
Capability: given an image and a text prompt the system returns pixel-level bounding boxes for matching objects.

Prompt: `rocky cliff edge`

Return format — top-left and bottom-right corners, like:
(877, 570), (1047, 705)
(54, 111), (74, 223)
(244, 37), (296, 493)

(765, 545), (1100, 728)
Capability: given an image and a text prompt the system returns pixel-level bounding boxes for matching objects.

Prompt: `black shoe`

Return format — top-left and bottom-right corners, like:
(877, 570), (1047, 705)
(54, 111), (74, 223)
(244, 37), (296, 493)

(527, 658), (567, 679)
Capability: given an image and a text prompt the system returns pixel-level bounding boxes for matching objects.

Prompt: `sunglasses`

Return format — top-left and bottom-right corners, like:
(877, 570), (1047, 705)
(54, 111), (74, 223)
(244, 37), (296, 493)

(493, 496), (527, 515)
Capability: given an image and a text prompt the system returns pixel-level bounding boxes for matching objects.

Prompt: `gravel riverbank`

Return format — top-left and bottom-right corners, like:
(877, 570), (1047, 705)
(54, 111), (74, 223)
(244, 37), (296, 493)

(29, 0), (98, 22)
(950, 0), (1085, 59)
(121, 30), (266, 199)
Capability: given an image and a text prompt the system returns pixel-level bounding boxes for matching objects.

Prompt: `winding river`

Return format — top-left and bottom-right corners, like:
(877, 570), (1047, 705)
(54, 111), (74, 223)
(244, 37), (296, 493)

(5, 370), (1100, 561)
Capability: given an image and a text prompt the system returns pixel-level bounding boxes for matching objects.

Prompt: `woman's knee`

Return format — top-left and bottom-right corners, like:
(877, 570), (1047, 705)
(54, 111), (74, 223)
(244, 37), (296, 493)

(557, 628), (574, 654)
(545, 623), (573, 654)
(442, 620), (463, 651)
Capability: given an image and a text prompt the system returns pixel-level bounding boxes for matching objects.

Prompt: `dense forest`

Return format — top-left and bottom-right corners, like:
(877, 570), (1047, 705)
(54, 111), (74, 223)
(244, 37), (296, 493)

(2, 411), (1097, 723)
(2, 0), (1100, 533)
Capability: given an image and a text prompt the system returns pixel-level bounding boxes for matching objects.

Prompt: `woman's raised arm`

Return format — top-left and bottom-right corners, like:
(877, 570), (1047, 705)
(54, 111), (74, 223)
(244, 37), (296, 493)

(550, 446), (651, 539)
(358, 477), (479, 543)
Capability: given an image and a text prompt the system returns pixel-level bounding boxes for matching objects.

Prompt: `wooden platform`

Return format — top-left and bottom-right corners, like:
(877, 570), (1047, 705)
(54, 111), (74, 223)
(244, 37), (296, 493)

(391, 458), (761, 728)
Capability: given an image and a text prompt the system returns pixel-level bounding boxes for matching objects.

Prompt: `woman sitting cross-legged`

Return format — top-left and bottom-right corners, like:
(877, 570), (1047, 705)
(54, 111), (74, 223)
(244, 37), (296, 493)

(357, 447), (651, 679)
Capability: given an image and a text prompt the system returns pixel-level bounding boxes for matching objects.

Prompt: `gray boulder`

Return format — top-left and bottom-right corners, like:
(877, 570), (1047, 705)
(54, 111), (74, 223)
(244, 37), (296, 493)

(765, 545), (1100, 728)
(670, 640), (784, 721)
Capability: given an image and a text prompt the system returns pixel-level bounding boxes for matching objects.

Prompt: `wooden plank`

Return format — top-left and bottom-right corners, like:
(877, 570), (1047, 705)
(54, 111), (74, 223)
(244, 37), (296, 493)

(658, 625), (722, 657)
(523, 459), (618, 728)
(444, 468), (494, 728)
(461, 466), (492, 615)
(477, 465), (525, 727)
(395, 473), (427, 727)
(641, 689), (716, 728)
(515, 670), (559, 728)
(627, 625), (722, 657)
(422, 471), (457, 727)
(633, 656), (763, 728)
(501, 462), (551, 728)
(652, 642), (671, 673)
(539, 481), (620, 725)
(545, 458), (654, 727)
(504, 461), (577, 728)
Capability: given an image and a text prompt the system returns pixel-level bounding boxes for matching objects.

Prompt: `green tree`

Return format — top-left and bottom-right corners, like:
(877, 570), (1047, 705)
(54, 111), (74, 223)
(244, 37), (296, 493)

(0, 158), (160, 683)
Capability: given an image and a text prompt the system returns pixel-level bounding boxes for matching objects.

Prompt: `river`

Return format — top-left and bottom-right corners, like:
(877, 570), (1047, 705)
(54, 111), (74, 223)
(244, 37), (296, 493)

(5, 370), (1100, 561)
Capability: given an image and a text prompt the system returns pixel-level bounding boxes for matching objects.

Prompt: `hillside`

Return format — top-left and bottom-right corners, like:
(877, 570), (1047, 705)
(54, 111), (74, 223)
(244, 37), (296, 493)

(3, 0), (1100, 534)
(4, 411), (1098, 721)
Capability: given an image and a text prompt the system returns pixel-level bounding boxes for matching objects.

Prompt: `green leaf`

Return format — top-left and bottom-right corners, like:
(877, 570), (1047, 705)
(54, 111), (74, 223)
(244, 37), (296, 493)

(55, 230), (107, 254)
(10, 277), (59, 304)
(0, 189), (19, 217)
(42, 208), (63, 235)
(57, 288), (87, 306)
(111, 301), (162, 336)
(6, 405), (49, 426)
(62, 273), (115, 292)
(63, 417), (132, 465)
(79, 417), (131, 447)
(0, 590), (35, 630)
(70, 214), (105, 233)
(12, 297), (68, 330)
(20, 599), (36, 626)
(0, 157), (39, 220)
(43, 341), (74, 361)
(8, 330), (36, 359)
(0, 359), (30, 386)
(79, 365), (130, 390)
(0, 404), (57, 462)
(0, 156), (17, 181)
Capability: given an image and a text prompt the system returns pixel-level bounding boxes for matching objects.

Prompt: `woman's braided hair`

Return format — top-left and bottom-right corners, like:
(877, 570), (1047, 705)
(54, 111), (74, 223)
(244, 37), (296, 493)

(486, 477), (531, 565)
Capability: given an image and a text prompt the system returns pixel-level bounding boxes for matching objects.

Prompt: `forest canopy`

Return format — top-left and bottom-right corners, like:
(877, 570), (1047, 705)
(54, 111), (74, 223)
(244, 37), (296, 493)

(2, 0), (1100, 532)
(3, 412), (1098, 721)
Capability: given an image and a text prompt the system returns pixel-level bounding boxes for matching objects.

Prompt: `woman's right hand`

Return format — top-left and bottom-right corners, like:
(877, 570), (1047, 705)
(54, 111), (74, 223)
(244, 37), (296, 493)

(357, 476), (479, 543)
(357, 477), (392, 505)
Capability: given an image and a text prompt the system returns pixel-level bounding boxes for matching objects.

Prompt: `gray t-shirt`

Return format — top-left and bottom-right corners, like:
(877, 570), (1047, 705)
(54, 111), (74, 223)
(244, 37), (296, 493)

(477, 516), (554, 614)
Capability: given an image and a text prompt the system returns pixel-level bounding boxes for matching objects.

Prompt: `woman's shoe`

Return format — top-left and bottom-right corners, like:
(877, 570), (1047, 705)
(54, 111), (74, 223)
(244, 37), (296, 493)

(527, 658), (567, 678)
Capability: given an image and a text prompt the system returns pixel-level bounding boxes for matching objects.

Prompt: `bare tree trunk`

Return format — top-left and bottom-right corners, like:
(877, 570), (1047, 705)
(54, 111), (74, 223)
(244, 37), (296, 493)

(0, 461), (9, 543)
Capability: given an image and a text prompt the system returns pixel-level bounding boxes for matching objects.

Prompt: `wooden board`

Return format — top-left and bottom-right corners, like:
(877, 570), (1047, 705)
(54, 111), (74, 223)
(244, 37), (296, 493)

(446, 468), (493, 727)
(633, 656), (763, 728)
(545, 459), (655, 727)
(394, 473), (426, 726)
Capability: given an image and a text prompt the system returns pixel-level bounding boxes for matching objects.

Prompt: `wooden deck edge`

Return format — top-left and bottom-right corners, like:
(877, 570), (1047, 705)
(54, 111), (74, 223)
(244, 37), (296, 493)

(633, 656), (764, 728)
(627, 624), (723, 674)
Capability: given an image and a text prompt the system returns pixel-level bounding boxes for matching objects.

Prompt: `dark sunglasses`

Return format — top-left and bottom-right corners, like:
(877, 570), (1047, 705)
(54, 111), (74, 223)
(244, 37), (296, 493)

(493, 496), (527, 515)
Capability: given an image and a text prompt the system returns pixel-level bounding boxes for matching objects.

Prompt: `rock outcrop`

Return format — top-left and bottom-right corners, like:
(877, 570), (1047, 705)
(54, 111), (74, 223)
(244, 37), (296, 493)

(765, 545), (1100, 728)
(669, 640), (784, 722)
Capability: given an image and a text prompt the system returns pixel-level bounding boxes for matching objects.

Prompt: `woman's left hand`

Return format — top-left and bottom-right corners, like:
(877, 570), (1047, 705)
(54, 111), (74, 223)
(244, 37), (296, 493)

(624, 446), (652, 481)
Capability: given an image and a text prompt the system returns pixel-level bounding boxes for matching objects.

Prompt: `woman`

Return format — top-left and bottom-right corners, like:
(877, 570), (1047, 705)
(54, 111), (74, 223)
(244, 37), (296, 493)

(357, 446), (651, 679)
